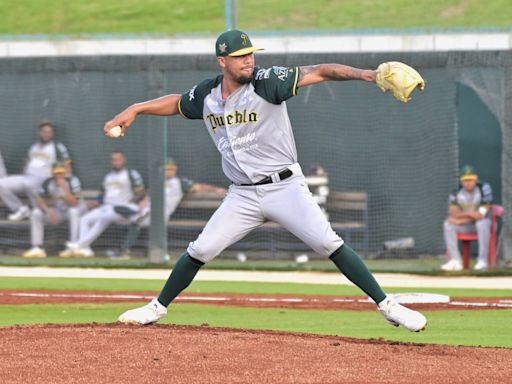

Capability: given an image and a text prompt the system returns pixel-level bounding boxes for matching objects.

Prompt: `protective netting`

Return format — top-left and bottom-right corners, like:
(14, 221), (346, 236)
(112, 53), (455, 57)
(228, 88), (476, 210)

(0, 66), (151, 256)
(0, 51), (509, 262)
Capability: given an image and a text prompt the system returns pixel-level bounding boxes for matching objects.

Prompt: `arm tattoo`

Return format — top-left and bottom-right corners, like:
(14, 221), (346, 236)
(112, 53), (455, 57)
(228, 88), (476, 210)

(324, 64), (363, 80)
(300, 64), (363, 82)
(299, 65), (320, 82)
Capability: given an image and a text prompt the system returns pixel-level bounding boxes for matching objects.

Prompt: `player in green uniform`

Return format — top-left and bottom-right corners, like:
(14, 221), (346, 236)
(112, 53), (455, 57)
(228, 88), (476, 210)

(105, 30), (427, 332)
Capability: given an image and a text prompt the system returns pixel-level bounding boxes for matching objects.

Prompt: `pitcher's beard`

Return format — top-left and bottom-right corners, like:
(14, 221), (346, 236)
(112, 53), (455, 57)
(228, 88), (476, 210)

(235, 74), (253, 85)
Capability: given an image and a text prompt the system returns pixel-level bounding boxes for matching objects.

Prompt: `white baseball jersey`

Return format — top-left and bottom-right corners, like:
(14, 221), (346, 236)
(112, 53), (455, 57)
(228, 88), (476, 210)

(102, 168), (144, 206)
(179, 66), (299, 184)
(25, 141), (70, 179)
(449, 182), (493, 213)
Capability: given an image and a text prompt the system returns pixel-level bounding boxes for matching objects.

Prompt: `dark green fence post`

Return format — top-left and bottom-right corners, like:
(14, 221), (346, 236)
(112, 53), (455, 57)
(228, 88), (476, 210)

(147, 66), (168, 263)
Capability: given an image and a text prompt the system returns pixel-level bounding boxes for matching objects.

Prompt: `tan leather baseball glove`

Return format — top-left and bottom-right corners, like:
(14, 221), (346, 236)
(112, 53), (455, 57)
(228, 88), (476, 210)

(376, 61), (425, 103)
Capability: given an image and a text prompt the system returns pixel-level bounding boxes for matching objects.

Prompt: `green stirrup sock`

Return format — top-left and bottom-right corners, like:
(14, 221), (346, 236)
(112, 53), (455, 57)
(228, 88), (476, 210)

(157, 252), (204, 307)
(329, 244), (386, 304)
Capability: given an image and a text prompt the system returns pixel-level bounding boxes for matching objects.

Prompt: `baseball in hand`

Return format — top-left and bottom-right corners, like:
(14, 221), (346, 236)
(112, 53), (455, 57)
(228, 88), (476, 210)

(108, 125), (124, 138)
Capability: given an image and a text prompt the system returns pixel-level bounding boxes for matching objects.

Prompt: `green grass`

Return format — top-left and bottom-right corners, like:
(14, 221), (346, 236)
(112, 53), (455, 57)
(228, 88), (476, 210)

(0, 255), (444, 273)
(0, 276), (511, 298)
(1, 277), (510, 347)
(1, 302), (511, 347)
(0, 0), (511, 36)
(3, 255), (512, 276)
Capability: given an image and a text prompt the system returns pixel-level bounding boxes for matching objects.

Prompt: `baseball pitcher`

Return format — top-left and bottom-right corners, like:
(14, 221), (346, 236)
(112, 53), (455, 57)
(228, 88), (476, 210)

(105, 30), (427, 332)
(0, 122), (70, 221)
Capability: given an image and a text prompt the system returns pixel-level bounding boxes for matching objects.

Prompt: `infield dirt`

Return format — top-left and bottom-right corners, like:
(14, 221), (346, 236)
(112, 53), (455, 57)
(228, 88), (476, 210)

(1, 323), (511, 384)
(1, 289), (512, 383)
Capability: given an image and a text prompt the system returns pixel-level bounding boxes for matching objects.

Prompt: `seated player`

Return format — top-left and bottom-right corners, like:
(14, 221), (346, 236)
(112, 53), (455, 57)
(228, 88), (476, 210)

(0, 122), (71, 221)
(68, 150), (145, 257)
(113, 158), (226, 259)
(441, 165), (493, 271)
(22, 162), (87, 258)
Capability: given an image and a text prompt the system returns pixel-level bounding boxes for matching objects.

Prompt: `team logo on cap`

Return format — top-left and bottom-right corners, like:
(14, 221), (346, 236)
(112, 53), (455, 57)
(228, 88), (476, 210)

(218, 43), (227, 53)
(241, 34), (249, 46)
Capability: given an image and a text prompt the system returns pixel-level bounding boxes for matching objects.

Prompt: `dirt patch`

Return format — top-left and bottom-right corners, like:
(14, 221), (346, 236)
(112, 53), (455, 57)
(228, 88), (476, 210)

(0, 323), (511, 384)
(1, 289), (511, 311)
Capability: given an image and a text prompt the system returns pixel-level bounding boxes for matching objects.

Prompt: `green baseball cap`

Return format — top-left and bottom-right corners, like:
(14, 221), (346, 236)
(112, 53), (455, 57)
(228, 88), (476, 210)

(215, 29), (264, 57)
(460, 165), (478, 181)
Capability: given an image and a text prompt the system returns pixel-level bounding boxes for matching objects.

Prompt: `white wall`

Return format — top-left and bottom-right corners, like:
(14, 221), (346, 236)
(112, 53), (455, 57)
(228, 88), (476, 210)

(0, 32), (510, 57)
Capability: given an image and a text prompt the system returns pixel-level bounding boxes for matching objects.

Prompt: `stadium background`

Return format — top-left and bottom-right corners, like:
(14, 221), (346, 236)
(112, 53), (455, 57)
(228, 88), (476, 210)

(0, 0), (509, 262)
(0, 3), (511, 382)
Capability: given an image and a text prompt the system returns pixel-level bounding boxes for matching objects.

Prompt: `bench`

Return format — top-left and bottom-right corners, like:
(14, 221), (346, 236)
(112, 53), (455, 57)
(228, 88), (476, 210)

(0, 189), (369, 257)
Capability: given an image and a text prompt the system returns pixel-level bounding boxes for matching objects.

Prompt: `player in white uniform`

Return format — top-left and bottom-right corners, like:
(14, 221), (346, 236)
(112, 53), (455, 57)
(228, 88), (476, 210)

(114, 158), (226, 259)
(67, 150), (145, 257)
(22, 162), (87, 258)
(441, 165), (493, 271)
(0, 122), (70, 221)
(106, 30), (427, 332)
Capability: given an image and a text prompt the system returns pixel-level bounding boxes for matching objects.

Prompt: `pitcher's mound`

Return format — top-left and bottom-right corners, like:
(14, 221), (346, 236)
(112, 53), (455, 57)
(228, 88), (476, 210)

(1, 323), (511, 384)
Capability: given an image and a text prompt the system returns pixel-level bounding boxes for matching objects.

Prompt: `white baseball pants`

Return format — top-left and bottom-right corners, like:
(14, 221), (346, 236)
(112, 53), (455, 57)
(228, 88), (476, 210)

(77, 204), (136, 248)
(30, 204), (87, 247)
(444, 218), (491, 264)
(188, 167), (343, 263)
(0, 174), (43, 211)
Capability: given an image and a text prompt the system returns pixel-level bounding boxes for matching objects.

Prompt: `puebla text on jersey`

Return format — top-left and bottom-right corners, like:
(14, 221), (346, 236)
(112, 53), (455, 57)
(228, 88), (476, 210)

(178, 66), (299, 185)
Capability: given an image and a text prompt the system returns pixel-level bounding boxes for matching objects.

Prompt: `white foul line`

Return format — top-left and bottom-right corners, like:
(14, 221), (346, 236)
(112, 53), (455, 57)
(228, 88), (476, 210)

(1, 292), (512, 308)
